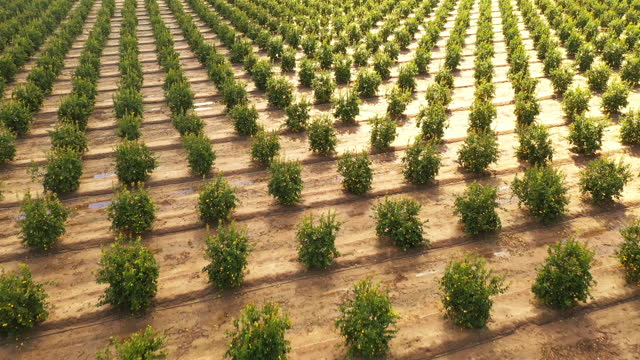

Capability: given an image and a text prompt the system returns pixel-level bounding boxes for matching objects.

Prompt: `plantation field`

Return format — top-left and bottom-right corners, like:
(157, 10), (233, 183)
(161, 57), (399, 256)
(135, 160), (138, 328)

(1, 0), (640, 358)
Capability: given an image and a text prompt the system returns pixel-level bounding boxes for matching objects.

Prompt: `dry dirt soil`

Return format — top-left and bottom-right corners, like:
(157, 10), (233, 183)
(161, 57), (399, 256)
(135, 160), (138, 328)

(1, 0), (639, 358)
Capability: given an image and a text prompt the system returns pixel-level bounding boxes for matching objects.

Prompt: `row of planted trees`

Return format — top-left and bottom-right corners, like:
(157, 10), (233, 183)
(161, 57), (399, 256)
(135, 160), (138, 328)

(0, 0), (97, 164)
(4, 216), (640, 358)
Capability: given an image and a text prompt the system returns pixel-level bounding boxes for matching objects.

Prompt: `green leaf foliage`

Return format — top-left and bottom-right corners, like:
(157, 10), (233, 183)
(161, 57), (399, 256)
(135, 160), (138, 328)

(296, 210), (341, 270)
(532, 237), (595, 309)
(0, 264), (49, 338)
(373, 197), (428, 250)
(579, 157), (632, 205)
(97, 238), (159, 313)
(197, 175), (238, 224)
(335, 280), (399, 359)
(401, 138), (441, 185)
(225, 303), (291, 360)
(511, 165), (569, 224)
(268, 159), (303, 205)
(440, 254), (507, 328)
(617, 220), (640, 286)
(202, 222), (250, 289)
(107, 185), (156, 235)
(337, 151), (373, 195)
(114, 140), (157, 185)
(96, 326), (166, 360)
(454, 182), (501, 235)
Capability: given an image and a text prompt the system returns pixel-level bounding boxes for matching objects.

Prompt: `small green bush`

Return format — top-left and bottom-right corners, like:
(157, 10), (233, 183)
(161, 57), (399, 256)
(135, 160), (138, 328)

(440, 254), (507, 328)
(335, 280), (399, 359)
(373, 51), (392, 80)
(107, 185), (156, 235)
(567, 116), (605, 155)
(298, 58), (316, 88)
(386, 85), (412, 118)
(229, 104), (260, 136)
(114, 140), (157, 185)
(355, 68), (382, 98)
(49, 123), (88, 153)
(172, 111), (204, 136)
(230, 39), (251, 64)
(516, 124), (553, 165)
(13, 83), (44, 113)
(267, 36), (284, 61)
(586, 63), (611, 92)
(468, 100), (496, 132)
(353, 45), (370, 67)
(184, 132), (215, 176)
(250, 129), (280, 166)
(334, 54), (352, 84)
(202, 222), (250, 289)
(281, 47), (296, 73)
(454, 182), (501, 235)
(457, 130), (498, 174)
(562, 86), (591, 120)
(532, 237), (594, 309)
(251, 59), (273, 91)
(579, 157), (632, 204)
(512, 165), (569, 224)
(575, 43), (595, 72)
(296, 210), (341, 270)
(414, 47), (432, 74)
(621, 56), (640, 86)
(43, 147), (83, 194)
(268, 159), (303, 205)
(617, 220), (640, 285)
(333, 90), (360, 124)
(96, 326), (166, 360)
(312, 71), (335, 104)
(307, 116), (337, 156)
(19, 192), (69, 251)
(542, 47), (562, 75)
(424, 82), (452, 107)
(97, 238), (159, 313)
(417, 104), (447, 141)
(0, 125), (16, 164)
(0, 264), (49, 338)
(284, 98), (310, 132)
(266, 76), (294, 109)
(620, 110), (640, 145)
(550, 66), (574, 96)
(514, 92), (540, 127)
(113, 88), (143, 119)
(398, 63), (418, 92)
(220, 79), (248, 111)
(373, 197), (427, 250)
(602, 39), (625, 69)
(0, 100), (32, 136)
(337, 151), (373, 195)
(116, 113), (141, 140)
(402, 138), (441, 185)
(225, 303), (291, 360)
(316, 42), (334, 69)
(601, 79), (629, 114)
(435, 68), (454, 90)
(198, 175), (238, 224)
(370, 115), (397, 150)
(58, 93), (94, 130)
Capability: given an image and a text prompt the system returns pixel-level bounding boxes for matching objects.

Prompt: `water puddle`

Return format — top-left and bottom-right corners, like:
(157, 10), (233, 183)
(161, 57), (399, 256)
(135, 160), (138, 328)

(94, 173), (115, 179)
(234, 180), (253, 186)
(493, 250), (510, 258)
(176, 189), (194, 195)
(88, 201), (111, 209)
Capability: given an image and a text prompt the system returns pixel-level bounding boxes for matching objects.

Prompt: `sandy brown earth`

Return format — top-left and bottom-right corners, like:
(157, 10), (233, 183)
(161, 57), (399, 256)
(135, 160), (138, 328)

(1, 0), (639, 358)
